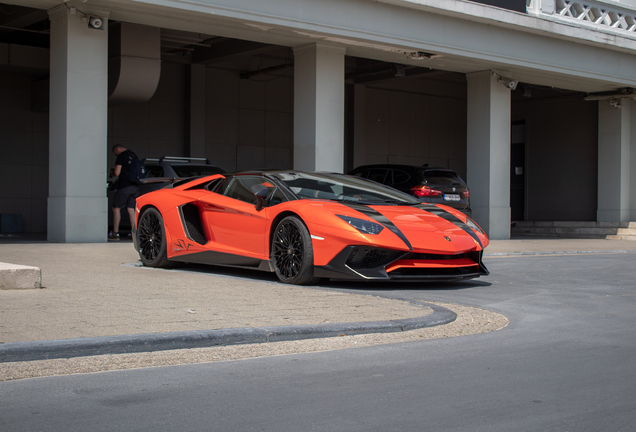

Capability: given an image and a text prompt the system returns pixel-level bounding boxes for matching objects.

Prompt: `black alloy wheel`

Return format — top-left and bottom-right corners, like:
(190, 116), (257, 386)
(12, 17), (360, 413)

(137, 207), (176, 268)
(271, 216), (320, 285)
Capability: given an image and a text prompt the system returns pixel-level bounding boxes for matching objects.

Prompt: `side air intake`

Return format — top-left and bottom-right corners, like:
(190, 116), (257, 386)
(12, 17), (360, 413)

(180, 204), (206, 245)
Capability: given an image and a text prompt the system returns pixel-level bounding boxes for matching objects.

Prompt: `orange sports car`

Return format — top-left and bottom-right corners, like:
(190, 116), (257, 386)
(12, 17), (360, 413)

(133, 170), (489, 285)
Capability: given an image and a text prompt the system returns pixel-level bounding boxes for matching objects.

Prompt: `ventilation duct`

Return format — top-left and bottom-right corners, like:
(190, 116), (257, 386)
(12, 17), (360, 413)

(108, 22), (161, 104)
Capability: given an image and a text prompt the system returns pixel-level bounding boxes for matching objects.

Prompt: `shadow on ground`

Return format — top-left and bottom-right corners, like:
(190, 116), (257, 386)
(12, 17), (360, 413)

(134, 261), (492, 292)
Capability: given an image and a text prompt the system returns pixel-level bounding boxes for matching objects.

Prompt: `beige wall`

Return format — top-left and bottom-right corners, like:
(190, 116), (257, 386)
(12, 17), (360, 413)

(359, 74), (468, 180)
(108, 62), (187, 164)
(0, 71), (48, 233)
(513, 96), (598, 221)
(204, 68), (293, 172)
(362, 88), (468, 180)
(107, 60), (295, 172)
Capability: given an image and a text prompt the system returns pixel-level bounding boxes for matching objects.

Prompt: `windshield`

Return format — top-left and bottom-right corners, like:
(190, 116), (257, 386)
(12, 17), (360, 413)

(172, 165), (226, 177)
(273, 172), (419, 205)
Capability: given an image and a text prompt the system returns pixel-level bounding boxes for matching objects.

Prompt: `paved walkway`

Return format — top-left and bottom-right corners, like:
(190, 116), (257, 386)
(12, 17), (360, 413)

(0, 237), (635, 362)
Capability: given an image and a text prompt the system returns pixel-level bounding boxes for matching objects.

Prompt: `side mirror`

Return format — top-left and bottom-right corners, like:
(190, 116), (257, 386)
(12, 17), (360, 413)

(251, 184), (270, 211)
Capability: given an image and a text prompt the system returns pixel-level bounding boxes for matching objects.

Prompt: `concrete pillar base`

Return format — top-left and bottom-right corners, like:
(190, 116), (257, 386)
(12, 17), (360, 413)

(48, 196), (107, 243)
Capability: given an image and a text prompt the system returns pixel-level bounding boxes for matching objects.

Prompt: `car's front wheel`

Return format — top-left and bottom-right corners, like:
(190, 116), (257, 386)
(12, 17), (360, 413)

(271, 216), (320, 285)
(137, 207), (177, 268)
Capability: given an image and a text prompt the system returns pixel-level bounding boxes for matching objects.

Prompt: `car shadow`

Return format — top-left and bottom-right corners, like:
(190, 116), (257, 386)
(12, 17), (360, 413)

(149, 262), (491, 291)
(156, 263), (281, 284)
(318, 279), (491, 292)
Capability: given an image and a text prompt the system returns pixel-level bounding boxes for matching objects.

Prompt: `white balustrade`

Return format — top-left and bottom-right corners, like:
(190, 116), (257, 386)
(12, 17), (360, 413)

(527, 0), (636, 33)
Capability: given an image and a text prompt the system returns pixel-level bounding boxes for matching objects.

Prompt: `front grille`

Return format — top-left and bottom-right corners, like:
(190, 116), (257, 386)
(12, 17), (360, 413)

(387, 252), (481, 279)
(345, 247), (405, 270)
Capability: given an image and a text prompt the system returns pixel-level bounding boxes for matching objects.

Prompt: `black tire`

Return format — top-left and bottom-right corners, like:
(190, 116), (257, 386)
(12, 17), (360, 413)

(271, 216), (320, 285)
(137, 207), (177, 269)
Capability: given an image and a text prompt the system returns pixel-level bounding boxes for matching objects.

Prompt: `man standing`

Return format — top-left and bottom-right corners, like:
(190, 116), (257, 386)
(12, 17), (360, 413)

(109, 144), (140, 241)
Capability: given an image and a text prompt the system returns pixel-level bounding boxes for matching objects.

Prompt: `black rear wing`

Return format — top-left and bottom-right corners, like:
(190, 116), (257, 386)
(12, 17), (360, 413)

(139, 177), (178, 185)
(142, 156), (212, 165)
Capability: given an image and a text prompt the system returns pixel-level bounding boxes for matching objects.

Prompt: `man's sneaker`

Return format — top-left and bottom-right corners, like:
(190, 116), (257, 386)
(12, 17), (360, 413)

(108, 231), (120, 241)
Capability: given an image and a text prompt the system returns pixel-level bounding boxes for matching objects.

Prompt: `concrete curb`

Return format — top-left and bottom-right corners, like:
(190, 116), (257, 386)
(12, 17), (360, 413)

(0, 262), (41, 290)
(0, 303), (455, 363)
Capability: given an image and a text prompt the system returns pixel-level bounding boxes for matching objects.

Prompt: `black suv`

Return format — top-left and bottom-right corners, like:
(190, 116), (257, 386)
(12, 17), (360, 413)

(348, 164), (471, 215)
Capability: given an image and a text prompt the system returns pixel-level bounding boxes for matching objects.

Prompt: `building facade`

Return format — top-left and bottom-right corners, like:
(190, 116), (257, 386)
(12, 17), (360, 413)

(0, 0), (635, 241)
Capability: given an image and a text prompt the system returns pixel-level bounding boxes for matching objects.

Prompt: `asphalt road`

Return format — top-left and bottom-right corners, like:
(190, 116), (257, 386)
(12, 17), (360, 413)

(2, 252), (636, 432)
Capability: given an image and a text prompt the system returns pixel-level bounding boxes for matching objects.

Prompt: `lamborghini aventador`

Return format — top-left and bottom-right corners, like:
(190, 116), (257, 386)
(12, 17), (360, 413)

(133, 170), (489, 285)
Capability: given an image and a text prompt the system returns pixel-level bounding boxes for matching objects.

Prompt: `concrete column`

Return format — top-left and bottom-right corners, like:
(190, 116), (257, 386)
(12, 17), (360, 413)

(293, 43), (346, 172)
(48, 5), (109, 242)
(632, 102), (636, 221)
(466, 71), (511, 239)
(597, 99), (632, 222)
(189, 64), (206, 158)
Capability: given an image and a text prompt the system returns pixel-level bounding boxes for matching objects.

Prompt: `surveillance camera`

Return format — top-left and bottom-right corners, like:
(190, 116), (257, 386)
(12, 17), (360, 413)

(497, 77), (518, 91)
(88, 16), (104, 30)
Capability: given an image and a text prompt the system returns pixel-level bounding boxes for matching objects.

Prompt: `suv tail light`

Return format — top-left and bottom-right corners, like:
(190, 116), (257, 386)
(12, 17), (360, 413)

(411, 185), (442, 198)
(462, 190), (470, 198)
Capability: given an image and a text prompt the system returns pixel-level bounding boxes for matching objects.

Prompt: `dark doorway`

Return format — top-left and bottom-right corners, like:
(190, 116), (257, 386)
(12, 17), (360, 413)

(510, 121), (525, 221)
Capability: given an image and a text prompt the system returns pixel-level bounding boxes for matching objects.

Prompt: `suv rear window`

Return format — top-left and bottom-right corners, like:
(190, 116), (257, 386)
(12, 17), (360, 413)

(420, 170), (462, 185)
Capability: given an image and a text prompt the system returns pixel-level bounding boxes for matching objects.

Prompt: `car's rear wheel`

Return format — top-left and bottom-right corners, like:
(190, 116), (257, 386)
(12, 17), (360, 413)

(137, 207), (176, 268)
(271, 216), (320, 285)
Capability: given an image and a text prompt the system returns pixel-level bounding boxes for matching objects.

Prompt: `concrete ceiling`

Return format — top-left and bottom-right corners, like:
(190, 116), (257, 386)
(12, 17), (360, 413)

(2, 0), (635, 93)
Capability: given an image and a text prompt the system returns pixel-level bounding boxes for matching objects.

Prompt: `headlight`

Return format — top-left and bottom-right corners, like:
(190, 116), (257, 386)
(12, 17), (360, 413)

(337, 215), (384, 235)
(466, 217), (484, 235)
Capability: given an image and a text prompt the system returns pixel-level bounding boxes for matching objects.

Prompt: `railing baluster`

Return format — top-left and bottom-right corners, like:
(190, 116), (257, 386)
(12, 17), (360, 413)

(541, 0), (636, 34)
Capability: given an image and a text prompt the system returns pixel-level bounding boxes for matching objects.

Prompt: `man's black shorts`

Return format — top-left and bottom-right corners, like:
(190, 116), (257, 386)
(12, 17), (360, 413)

(113, 185), (140, 209)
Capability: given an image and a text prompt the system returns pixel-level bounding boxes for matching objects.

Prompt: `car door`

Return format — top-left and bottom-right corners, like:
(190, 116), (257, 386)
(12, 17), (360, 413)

(199, 175), (272, 259)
